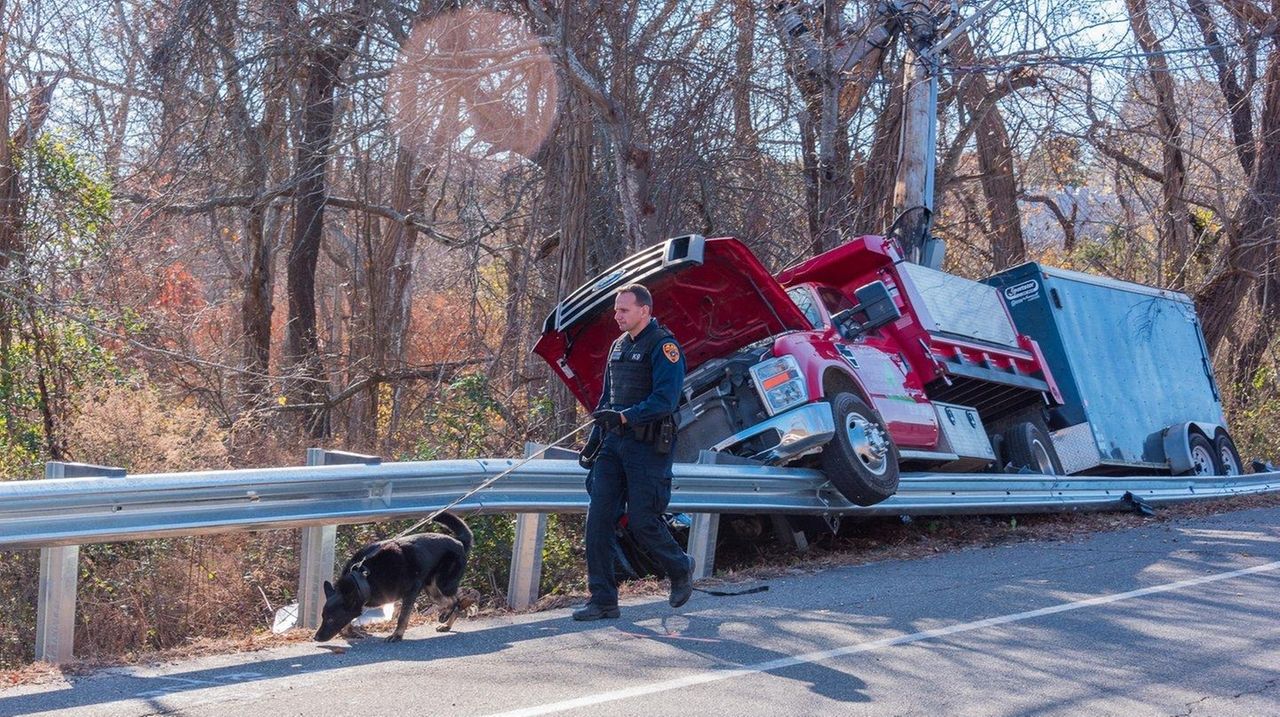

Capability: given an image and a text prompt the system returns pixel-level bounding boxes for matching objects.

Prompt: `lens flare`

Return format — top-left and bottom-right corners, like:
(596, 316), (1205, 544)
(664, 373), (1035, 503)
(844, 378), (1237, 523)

(387, 9), (559, 161)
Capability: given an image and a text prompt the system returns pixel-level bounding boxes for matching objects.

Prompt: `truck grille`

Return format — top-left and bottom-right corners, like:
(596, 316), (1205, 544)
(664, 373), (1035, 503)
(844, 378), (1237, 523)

(543, 235), (705, 332)
(675, 399), (736, 463)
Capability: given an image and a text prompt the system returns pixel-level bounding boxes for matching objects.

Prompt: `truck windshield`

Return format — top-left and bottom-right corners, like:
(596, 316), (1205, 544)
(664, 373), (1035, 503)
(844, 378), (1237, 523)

(786, 286), (822, 329)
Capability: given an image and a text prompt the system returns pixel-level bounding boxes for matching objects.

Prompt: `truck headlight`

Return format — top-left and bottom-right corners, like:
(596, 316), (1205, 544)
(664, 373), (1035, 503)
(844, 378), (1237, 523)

(750, 355), (808, 416)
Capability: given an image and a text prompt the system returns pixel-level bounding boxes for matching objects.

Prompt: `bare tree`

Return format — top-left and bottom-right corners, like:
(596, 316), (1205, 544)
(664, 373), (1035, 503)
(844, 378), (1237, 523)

(1124, 0), (1194, 286)
(769, 0), (899, 253)
(1193, 1), (1280, 358)
(285, 0), (374, 435)
(526, 1), (658, 253)
(948, 32), (1027, 270)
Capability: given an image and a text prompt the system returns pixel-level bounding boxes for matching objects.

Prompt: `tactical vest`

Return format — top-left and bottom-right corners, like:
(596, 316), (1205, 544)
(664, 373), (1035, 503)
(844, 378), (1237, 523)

(606, 323), (674, 412)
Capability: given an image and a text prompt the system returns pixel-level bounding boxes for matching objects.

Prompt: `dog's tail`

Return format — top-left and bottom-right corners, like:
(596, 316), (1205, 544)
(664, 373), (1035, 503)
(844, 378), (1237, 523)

(433, 511), (473, 552)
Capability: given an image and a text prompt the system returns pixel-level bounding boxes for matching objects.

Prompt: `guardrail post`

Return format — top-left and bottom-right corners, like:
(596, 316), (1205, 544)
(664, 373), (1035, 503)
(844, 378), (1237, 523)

(686, 451), (736, 580)
(507, 442), (570, 610)
(686, 513), (718, 580)
(36, 461), (125, 663)
(298, 448), (381, 630)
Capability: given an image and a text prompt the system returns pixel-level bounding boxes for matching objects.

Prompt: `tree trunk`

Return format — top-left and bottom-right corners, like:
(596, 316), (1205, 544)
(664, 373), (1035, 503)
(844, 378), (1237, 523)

(732, 0), (766, 243)
(798, 109), (821, 244)
(552, 40), (651, 253)
(952, 33), (1025, 271)
(811, 0), (844, 254)
(211, 0), (294, 405)
(0, 65), (60, 449)
(615, 138), (654, 253)
(545, 87), (593, 431)
(1188, 0), (1272, 382)
(1195, 47), (1280, 352)
(345, 145), (420, 447)
(1189, 0), (1255, 175)
(0, 30), (18, 445)
(285, 2), (371, 436)
(557, 91), (591, 304)
(770, 0), (892, 252)
(851, 74), (903, 235)
(1125, 0), (1193, 287)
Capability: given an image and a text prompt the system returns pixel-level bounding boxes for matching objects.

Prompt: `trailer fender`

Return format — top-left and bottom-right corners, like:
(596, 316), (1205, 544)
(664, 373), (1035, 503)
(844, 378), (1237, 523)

(1162, 421), (1223, 473)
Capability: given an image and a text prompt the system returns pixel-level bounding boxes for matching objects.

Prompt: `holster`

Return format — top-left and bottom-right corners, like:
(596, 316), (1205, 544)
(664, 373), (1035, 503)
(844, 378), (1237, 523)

(629, 415), (676, 454)
(654, 417), (675, 455)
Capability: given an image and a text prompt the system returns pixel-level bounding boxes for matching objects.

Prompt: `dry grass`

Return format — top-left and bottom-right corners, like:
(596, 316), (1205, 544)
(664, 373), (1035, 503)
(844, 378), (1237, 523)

(5, 491), (1279, 688)
(65, 383), (232, 474)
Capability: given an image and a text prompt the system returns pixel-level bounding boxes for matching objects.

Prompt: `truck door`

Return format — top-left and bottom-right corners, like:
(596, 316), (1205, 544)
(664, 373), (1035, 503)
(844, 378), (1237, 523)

(807, 286), (939, 449)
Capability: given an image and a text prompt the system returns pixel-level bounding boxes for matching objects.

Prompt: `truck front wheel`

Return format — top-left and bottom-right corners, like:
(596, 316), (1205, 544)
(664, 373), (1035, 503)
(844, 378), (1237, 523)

(821, 393), (900, 506)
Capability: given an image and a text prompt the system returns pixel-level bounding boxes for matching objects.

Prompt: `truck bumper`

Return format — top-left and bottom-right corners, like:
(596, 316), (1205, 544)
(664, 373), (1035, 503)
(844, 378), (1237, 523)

(710, 402), (835, 464)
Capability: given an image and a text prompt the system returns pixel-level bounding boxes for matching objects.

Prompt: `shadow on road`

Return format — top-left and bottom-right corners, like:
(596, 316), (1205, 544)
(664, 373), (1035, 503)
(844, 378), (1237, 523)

(3, 508), (1278, 716)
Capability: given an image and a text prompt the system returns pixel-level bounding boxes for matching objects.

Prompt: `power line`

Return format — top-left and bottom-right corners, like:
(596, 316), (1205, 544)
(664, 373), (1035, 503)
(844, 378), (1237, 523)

(944, 42), (1234, 74)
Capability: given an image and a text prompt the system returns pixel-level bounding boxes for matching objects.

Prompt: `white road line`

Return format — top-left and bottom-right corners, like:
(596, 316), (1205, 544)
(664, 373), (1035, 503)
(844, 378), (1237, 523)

(484, 560), (1280, 717)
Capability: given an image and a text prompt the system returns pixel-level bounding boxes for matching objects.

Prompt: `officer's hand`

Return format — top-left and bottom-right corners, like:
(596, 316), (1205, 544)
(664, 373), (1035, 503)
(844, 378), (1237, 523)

(592, 409), (625, 430)
(579, 430), (602, 470)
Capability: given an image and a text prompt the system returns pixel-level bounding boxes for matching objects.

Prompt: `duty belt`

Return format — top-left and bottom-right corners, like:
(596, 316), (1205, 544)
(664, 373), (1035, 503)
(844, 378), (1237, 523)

(609, 416), (673, 444)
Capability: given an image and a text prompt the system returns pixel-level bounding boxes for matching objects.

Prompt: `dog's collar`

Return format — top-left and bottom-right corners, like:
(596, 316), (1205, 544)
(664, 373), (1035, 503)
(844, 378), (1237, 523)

(349, 562), (372, 604)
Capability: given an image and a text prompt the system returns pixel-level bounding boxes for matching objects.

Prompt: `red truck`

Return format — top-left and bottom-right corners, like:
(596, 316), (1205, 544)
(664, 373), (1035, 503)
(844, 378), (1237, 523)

(535, 234), (1067, 506)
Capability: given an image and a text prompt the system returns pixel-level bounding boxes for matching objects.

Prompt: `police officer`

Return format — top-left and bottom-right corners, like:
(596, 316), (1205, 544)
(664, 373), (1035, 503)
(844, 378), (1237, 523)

(574, 283), (693, 621)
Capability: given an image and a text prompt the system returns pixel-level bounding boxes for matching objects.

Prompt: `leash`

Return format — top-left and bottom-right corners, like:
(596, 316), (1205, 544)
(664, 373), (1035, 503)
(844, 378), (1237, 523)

(693, 585), (770, 597)
(390, 419), (598, 539)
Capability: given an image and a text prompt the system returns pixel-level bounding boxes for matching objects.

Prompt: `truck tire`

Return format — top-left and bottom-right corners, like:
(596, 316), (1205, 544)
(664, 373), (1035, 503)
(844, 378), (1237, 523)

(821, 393), (899, 506)
(1184, 432), (1222, 476)
(1004, 421), (1064, 475)
(1215, 431), (1243, 476)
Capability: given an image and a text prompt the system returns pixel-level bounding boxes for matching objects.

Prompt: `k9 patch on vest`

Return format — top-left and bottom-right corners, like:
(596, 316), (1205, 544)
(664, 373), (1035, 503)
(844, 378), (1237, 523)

(662, 342), (680, 363)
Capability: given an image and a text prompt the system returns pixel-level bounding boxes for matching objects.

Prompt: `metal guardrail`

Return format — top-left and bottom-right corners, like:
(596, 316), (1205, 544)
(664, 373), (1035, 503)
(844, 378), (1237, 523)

(3, 460), (1279, 549)
(6, 455), (1278, 665)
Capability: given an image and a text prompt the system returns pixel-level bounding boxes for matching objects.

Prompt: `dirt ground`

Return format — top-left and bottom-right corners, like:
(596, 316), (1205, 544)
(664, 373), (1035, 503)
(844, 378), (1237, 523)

(5, 489), (1280, 688)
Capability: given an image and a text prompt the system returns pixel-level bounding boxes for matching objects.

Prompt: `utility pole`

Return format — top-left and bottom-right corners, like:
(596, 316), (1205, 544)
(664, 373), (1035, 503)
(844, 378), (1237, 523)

(892, 0), (1003, 268)
(892, 30), (939, 266)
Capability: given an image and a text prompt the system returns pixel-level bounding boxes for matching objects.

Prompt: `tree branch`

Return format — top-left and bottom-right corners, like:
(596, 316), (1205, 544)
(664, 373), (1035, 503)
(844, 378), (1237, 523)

(274, 360), (491, 412)
(1021, 192), (1077, 249)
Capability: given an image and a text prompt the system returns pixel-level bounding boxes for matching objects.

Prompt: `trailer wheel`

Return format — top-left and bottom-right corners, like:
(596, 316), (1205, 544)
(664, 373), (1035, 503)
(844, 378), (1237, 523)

(1185, 432), (1221, 476)
(1004, 421), (1064, 475)
(1214, 431), (1243, 476)
(821, 393), (900, 506)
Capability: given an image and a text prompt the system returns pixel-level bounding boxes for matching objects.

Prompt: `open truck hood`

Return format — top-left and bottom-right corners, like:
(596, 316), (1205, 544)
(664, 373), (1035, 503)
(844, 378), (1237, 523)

(534, 235), (810, 408)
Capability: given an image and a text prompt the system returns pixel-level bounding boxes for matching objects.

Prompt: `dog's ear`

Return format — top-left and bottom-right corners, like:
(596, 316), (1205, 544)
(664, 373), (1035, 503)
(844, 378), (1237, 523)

(323, 580), (335, 599)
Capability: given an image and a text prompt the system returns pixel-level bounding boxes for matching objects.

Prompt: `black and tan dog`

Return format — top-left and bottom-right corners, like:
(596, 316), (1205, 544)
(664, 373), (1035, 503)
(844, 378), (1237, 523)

(314, 512), (475, 643)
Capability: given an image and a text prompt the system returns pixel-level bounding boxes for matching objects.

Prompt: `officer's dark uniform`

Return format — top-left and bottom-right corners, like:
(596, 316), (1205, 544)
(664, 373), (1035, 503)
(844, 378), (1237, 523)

(584, 318), (689, 609)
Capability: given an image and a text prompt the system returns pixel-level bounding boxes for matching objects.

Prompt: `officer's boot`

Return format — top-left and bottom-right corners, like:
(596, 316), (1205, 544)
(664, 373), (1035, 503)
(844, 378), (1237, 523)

(668, 555), (695, 608)
(572, 603), (620, 621)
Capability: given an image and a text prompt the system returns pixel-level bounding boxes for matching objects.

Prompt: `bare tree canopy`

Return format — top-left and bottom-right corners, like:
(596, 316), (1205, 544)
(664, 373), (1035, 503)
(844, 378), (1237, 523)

(0, 0), (1271, 467)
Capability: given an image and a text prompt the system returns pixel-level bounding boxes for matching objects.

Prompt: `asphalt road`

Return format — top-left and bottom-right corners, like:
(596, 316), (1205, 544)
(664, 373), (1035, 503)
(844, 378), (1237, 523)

(5, 506), (1279, 717)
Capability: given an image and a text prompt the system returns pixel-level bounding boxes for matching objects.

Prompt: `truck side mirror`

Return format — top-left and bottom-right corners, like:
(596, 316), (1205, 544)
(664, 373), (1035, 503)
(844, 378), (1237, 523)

(853, 280), (900, 331)
(831, 308), (860, 339)
(831, 281), (900, 339)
